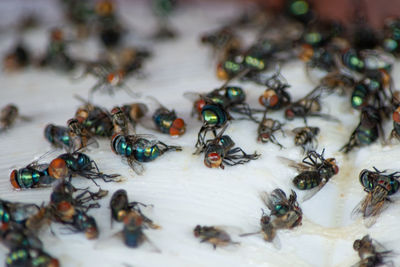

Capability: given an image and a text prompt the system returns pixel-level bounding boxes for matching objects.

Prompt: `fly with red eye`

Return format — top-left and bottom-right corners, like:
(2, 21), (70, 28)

(390, 106), (400, 141)
(195, 124), (259, 169)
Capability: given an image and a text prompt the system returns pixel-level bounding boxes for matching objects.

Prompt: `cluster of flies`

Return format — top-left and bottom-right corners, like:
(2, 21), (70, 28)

(1, 0), (400, 266)
(190, 0), (400, 264)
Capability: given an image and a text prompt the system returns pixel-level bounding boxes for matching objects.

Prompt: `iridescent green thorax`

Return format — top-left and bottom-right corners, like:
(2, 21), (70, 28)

(304, 32), (322, 46)
(356, 125), (378, 145)
(343, 50), (364, 72)
(0, 202), (10, 223)
(44, 124), (71, 148)
(225, 86), (245, 105)
(59, 152), (92, 173)
(219, 135), (235, 151)
(16, 168), (43, 188)
(222, 59), (243, 77)
(383, 38), (399, 53)
(293, 171), (321, 190)
(201, 104), (227, 127)
(6, 248), (29, 266)
(290, 0), (309, 16)
(153, 108), (176, 134)
(351, 83), (368, 109)
(133, 139), (160, 162)
(112, 135), (132, 157)
(244, 54), (265, 71)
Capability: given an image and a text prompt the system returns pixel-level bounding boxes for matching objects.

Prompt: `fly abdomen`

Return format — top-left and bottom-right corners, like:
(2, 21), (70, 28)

(294, 131), (308, 146)
(293, 171), (322, 190)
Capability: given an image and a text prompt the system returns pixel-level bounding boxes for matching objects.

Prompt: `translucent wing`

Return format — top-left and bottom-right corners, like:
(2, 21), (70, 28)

(9, 203), (40, 223)
(27, 149), (57, 169)
(301, 179), (328, 202)
(277, 156), (314, 172)
(121, 157), (144, 176)
(137, 116), (158, 133)
(125, 135), (159, 148)
(260, 189), (288, 212)
(350, 192), (389, 228)
(183, 92), (203, 102)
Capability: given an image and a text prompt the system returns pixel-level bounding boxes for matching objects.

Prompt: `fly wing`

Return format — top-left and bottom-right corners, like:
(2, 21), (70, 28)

(301, 180), (327, 202)
(27, 149), (58, 169)
(183, 92), (203, 102)
(260, 189), (288, 212)
(125, 135), (159, 148)
(363, 200), (390, 228)
(124, 157), (144, 176)
(277, 156), (314, 172)
(9, 203), (40, 223)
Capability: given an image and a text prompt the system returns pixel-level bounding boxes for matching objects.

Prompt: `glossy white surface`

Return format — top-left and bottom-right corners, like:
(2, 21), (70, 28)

(0, 1), (399, 266)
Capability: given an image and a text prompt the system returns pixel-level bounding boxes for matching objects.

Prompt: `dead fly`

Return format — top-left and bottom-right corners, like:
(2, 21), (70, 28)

(194, 124), (259, 169)
(352, 235), (393, 267)
(193, 225), (239, 249)
(241, 189), (302, 247)
(257, 111), (285, 149)
(292, 126), (320, 153)
(0, 104), (30, 133)
(352, 167), (399, 227)
(280, 149), (339, 201)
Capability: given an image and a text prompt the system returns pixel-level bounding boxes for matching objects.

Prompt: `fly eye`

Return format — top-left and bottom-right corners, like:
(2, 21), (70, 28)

(48, 158), (68, 179)
(333, 165), (339, 174)
(275, 204), (289, 215)
(393, 107), (400, 123)
(360, 170), (374, 190)
(205, 152), (222, 168)
(10, 170), (20, 189)
(285, 108), (295, 120)
(170, 118), (186, 136)
(107, 73), (115, 83)
(193, 226), (201, 236)
(261, 90), (279, 107)
(67, 118), (78, 127)
(259, 133), (270, 141)
(195, 99), (206, 113)
(111, 107), (120, 115)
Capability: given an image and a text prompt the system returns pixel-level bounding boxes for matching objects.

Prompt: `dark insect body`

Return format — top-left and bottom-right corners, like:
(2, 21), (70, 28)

(195, 126), (259, 169)
(291, 150), (338, 197)
(241, 189), (302, 246)
(40, 28), (75, 72)
(341, 106), (382, 153)
(3, 43), (30, 72)
(110, 189), (159, 229)
(195, 103), (229, 149)
(10, 153), (55, 190)
(152, 107), (185, 137)
(257, 117), (285, 148)
(193, 225), (239, 249)
(44, 124), (80, 152)
(352, 167), (399, 227)
(292, 126), (320, 152)
(111, 134), (182, 174)
(352, 235), (393, 267)
(47, 152), (120, 184)
(0, 200), (40, 228)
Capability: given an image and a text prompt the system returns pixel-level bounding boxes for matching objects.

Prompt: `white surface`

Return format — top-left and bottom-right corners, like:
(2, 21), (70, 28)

(0, 1), (400, 266)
